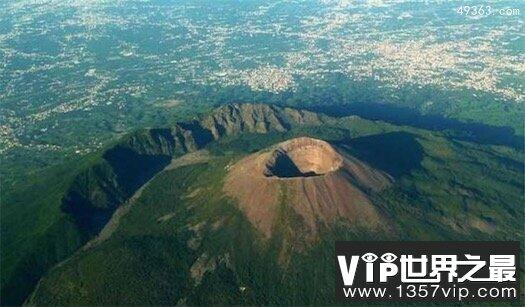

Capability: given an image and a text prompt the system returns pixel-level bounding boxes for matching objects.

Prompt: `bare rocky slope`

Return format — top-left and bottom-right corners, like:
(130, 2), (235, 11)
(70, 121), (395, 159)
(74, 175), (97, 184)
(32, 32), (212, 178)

(224, 137), (393, 239)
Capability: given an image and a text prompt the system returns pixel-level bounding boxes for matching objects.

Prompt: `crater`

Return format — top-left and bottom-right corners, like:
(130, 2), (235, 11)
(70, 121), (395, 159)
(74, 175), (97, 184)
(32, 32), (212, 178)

(264, 137), (343, 178)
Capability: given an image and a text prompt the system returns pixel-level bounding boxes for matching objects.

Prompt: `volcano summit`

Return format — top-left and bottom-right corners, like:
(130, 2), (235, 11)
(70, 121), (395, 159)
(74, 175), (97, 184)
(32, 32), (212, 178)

(225, 137), (393, 239)
(264, 138), (343, 178)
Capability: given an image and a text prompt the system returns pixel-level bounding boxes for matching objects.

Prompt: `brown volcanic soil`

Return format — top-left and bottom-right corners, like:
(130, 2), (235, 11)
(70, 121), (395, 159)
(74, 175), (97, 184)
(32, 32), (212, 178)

(224, 137), (393, 238)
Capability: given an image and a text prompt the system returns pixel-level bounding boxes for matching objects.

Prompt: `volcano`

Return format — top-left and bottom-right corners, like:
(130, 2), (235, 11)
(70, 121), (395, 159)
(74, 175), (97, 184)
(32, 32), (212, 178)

(224, 137), (394, 238)
(20, 104), (524, 306)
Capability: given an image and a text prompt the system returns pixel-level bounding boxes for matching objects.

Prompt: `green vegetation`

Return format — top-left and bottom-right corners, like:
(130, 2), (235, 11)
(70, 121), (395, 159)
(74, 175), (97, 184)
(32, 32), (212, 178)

(1, 155), (97, 305)
(1, 127), (192, 305)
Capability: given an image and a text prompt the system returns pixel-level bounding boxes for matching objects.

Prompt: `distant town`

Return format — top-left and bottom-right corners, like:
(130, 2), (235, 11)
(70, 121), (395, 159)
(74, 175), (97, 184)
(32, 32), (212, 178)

(0, 0), (523, 164)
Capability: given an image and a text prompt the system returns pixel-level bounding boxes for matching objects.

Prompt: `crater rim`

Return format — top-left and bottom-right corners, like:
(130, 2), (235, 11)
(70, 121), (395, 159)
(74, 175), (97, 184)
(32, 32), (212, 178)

(263, 137), (343, 178)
